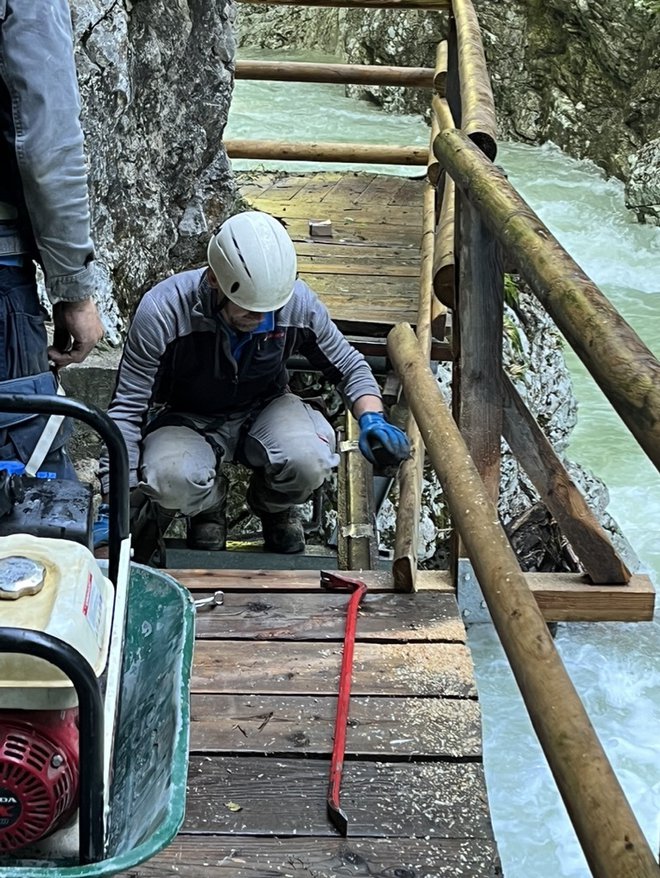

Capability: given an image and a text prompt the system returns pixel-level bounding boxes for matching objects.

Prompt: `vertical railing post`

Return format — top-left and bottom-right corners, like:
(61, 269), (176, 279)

(454, 194), (504, 502)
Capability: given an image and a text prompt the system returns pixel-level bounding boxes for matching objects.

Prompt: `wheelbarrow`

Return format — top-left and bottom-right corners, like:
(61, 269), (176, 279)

(0, 392), (194, 877)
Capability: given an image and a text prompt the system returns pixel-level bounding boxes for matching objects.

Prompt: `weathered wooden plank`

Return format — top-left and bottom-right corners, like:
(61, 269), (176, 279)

(312, 302), (418, 326)
(295, 241), (419, 261)
(250, 198), (424, 227)
(387, 176), (427, 205)
(121, 835), (501, 877)
(297, 260), (419, 278)
(165, 568), (454, 592)
(303, 275), (417, 300)
(167, 569), (654, 621)
(192, 641), (477, 697)
(194, 591), (465, 642)
(315, 302), (417, 324)
(293, 175), (348, 202)
(294, 238), (418, 255)
(357, 174), (410, 204)
(189, 693), (482, 757)
(527, 572), (655, 622)
(247, 177), (310, 202)
(183, 756), (493, 838)
(320, 171), (379, 201)
(282, 216), (420, 245)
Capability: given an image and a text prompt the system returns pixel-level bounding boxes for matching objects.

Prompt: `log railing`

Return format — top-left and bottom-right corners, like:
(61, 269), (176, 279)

(224, 138), (428, 166)
(228, 0), (637, 591)
(388, 323), (660, 878)
(227, 1), (660, 875)
(235, 59), (435, 87)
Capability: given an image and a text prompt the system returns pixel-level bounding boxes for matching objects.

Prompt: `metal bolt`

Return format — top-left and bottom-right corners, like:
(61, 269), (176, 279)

(194, 590), (224, 610)
(51, 754), (64, 768)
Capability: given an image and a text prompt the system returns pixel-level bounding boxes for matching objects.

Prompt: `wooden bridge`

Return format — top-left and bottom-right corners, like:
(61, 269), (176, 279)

(122, 0), (660, 876)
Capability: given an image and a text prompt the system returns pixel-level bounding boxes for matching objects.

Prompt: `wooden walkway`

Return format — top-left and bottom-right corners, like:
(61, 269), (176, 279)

(122, 569), (501, 877)
(239, 171), (427, 341)
(118, 168), (652, 878)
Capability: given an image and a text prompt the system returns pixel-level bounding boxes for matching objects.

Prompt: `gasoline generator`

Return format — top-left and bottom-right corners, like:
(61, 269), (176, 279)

(0, 392), (130, 866)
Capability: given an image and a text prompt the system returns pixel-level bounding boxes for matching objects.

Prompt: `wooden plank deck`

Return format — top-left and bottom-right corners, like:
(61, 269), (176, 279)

(121, 569), (502, 877)
(239, 171), (426, 338)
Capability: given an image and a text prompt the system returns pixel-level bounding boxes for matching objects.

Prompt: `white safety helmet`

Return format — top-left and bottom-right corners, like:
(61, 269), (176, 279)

(207, 211), (297, 312)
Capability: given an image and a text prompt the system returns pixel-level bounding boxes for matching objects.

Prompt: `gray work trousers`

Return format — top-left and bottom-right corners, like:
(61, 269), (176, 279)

(137, 393), (339, 516)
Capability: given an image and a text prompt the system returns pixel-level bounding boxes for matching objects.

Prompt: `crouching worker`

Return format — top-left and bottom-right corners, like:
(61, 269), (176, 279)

(98, 211), (410, 565)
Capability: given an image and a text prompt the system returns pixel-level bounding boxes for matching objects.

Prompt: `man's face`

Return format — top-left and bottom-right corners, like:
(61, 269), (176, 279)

(222, 299), (265, 333)
(207, 269), (266, 332)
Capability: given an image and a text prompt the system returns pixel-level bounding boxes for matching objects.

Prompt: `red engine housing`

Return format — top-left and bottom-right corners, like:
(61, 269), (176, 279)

(0, 708), (79, 852)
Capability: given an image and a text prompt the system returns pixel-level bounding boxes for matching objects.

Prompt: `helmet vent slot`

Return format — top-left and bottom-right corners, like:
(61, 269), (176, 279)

(231, 233), (252, 278)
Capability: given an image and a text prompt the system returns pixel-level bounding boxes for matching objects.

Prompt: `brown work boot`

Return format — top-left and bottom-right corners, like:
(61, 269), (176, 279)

(130, 494), (177, 568)
(188, 504), (227, 551)
(246, 470), (305, 554)
(259, 507), (305, 554)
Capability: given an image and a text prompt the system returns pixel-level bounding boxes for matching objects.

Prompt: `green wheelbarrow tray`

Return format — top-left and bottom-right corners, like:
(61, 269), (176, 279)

(0, 563), (195, 878)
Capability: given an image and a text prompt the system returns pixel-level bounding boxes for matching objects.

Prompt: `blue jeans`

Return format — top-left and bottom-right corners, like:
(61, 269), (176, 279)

(0, 263), (75, 478)
(0, 262), (49, 380)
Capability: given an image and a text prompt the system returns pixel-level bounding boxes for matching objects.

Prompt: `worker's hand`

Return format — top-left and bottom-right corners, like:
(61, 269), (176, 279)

(49, 299), (104, 368)
(93, 503), (110, 549)
(358, 412), (410, 467)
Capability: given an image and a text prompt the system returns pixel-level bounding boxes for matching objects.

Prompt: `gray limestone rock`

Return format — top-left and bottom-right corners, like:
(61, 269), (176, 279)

(70, 0), (237, 338)
(625, 138), (660, 226)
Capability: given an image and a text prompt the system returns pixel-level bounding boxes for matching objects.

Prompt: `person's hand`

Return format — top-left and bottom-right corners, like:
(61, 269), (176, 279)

(49, 299), (104, 368)
(358, 412), (411, 467)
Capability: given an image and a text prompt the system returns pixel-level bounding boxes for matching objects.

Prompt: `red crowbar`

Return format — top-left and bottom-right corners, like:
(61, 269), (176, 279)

(320, 570), (368, 836)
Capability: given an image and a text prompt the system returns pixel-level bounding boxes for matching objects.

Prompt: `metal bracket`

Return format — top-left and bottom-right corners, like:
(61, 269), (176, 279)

(456, 558), (491, 626)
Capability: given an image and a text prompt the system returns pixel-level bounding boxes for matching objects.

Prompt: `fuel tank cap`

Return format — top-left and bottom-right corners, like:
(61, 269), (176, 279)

(0, 556), (46, 599)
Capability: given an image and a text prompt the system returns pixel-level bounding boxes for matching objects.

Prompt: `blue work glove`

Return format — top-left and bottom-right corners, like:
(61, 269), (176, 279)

(93, 503), (110, 548)
(358, 412), (411, 467)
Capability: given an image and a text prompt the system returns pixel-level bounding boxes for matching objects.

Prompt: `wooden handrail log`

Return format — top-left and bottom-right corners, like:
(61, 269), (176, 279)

(236, 0), (448, 7)
(451, 0), (497, 158)
(427, 113), (441, 185)
(434, 40), (448, 94)
(235, 60), (435, 88)
(393, 183), (437, 591)
(432, 93), (455, 133)
(225, 139), (429, 165)
(435, 128), (660, 472)
(387, 322), (660, 878)
(433, 174), (456, 308)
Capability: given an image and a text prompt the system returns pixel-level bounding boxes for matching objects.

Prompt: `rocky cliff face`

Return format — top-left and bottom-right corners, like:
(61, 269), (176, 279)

(237, 1), (660, 219)
(71, 0), (237, 338)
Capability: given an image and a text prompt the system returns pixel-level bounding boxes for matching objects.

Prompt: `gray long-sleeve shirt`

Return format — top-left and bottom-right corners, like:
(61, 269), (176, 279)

(99, 272), (381, 492)
(0, 0), (98, 302)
